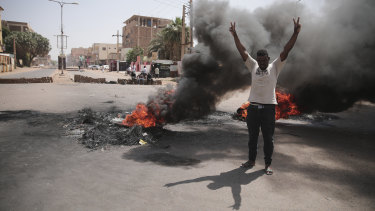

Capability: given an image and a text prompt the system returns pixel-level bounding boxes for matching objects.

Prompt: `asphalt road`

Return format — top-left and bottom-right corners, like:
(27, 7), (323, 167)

(0, 83), (374, 210)
(0, 68), (56, 79)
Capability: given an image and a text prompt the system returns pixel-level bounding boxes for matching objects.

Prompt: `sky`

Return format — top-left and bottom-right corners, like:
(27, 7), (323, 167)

(0, 0), (324, 60)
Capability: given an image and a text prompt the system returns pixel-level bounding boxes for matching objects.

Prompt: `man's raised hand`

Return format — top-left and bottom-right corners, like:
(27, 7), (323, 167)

(229, 22), (236, 36)
(293, 17), (301, 34)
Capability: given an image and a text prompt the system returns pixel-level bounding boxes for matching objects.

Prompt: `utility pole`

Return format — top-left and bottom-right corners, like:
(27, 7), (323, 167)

(112, 30), (123, 72)
(181, 5), (186, 61)
(13, 38), (16, 69)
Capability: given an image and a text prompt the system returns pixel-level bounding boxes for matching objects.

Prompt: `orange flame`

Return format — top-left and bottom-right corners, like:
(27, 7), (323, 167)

(236, 91), (300, 120)
(122, 103), (164, 128)
(237, 102), (250, 120)
(122, 89), (175, 128)
(275, 91), (300, 120)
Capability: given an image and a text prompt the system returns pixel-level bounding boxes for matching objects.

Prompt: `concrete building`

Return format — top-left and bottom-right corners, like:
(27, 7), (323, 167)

(69, 43), (122, 67)
(1, 20), (33, 32)
(70, 47), (89, 66)
(92, 43), (121, 65)
(122, 15), (171, 51)
(121, 47), (132, 61)
(0, 7), (15, 71)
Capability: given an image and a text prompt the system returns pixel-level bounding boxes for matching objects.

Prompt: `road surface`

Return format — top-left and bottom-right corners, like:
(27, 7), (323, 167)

(0, 83), (374, 210)
(0, 68), (56, 79)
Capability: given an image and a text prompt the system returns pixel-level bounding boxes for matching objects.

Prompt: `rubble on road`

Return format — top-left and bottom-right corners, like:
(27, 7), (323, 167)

(74, 75), (106, 83)
(117, 78), (162, 85)
(64, 108), (166, 150)
(0, 77), (53, 84)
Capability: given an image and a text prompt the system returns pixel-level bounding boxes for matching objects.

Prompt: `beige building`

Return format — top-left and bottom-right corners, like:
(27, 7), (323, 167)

(92, 43), (121, 65)
(0, 6), (15, 71)
(122, 15), (171, 51)
(70, 47), (89, 66)
(1, 20), (33, 32)
(121, 48), (132, 61)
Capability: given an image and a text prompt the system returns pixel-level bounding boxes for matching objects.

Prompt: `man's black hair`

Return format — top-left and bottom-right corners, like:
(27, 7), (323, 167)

(257, 49), (268, 57)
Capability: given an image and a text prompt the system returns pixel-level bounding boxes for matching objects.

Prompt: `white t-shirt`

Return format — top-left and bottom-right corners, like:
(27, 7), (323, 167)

(244, 52), (286, 104)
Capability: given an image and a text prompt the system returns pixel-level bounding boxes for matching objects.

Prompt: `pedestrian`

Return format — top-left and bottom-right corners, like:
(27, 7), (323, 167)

(142, 66), (147, 74)
(126, 66), (131, 75)
(131, 69), (136, 81)
(146, 72), (153, 84)
(101, 65), (104, 73)
(230, 17), (301, 175)
(155, 66), (159, 78)
(137, 72), (145, 85)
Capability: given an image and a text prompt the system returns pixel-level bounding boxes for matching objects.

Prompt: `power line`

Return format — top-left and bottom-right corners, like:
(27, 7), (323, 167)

(153, 0), (181, 9)
(144, 2), (164, 16)
(163, 0), (187, 6)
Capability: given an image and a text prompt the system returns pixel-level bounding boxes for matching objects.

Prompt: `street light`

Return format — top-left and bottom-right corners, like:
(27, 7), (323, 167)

(49, 0), (78, 74)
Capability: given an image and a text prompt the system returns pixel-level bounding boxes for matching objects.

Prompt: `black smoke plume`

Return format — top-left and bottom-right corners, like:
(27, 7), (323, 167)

(163, 0), (375, 122)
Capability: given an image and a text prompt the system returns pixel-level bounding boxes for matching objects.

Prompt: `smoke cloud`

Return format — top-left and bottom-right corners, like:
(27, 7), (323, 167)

(162, 0), (375, 122)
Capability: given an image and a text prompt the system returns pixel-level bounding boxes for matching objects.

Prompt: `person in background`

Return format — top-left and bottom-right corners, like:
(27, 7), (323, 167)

(155, 66), (160, 78)
(147, 72), (153, 84)
(137, 72), (145, 85)
(142, 66), (147, 74)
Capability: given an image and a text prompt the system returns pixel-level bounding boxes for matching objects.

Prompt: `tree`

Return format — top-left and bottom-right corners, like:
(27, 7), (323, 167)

(4, 31), (51, 67)
(126, 46), (144, 63)
(147, 32), (165, 58)
(147, 17), (190, 61)
(1, 26), (10, 41)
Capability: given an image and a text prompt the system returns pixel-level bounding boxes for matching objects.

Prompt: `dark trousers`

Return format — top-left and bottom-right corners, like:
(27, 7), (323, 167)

(246, 104), (275, 166)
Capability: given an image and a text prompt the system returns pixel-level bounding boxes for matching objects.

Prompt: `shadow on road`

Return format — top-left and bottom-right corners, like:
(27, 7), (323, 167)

(123, 119), (375, 205)
(165, 168), (264, 210)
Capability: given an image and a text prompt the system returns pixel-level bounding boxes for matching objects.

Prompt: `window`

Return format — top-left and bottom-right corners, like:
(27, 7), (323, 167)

(102, 47), (106, 50)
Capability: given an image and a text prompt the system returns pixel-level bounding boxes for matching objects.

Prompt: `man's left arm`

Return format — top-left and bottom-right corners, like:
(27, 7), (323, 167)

(280, 17), (302, 62)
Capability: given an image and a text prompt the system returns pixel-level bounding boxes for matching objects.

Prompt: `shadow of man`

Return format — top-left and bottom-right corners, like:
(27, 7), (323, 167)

(165, 168), (264, 210)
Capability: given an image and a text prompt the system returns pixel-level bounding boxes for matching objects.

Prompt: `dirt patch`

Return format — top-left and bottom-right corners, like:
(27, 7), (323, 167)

(51, 72), (74, 84)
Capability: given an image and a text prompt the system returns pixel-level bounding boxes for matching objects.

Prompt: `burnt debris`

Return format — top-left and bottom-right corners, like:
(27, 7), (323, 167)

(64, 108), (166, 150)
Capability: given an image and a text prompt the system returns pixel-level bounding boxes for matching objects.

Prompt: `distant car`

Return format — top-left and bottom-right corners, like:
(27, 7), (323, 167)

(38, 64), (45, 67)
(90, 65), (100, 70)
(103, 65), (109, 70)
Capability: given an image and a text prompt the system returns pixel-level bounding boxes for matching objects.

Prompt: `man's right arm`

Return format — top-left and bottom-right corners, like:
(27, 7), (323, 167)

(229, 22), (248, 61)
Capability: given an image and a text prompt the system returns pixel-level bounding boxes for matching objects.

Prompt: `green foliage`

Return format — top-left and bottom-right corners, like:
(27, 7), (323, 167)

(147, 17), (190, 61)
(147, 32), (165, 57)
(1, 26), (10, 41)
(4, 31), (51, 67)
(126, 46), (144, 63)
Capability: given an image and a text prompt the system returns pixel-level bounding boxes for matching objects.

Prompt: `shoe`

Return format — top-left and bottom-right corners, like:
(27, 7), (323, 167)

(265, 165), (273, 175)
(241, 160), (255, 168)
